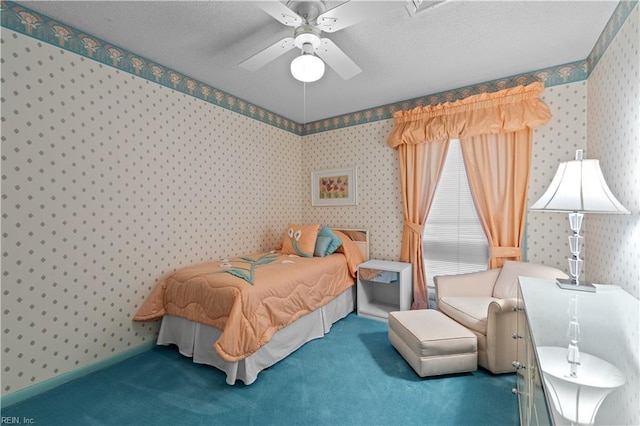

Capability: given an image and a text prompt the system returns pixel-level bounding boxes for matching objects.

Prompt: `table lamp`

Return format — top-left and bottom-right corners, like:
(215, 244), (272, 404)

(529, 150), (630, 292)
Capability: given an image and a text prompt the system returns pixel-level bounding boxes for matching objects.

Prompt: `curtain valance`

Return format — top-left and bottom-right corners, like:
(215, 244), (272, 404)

(387, 82), (551, 148)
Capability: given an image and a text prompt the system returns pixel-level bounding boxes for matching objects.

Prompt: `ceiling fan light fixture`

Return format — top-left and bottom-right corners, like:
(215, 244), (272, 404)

(290, 52), (325, 83)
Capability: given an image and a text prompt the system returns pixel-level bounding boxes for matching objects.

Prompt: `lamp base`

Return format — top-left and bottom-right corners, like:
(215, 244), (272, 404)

(556, 278), (596, 293)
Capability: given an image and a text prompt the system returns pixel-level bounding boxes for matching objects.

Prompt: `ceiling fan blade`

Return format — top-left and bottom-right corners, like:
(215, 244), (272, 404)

(239, 37), (296, 72)
(316, 38), (361, 80)
(316, 1), (399, 33)
(258, 1), (303, 27)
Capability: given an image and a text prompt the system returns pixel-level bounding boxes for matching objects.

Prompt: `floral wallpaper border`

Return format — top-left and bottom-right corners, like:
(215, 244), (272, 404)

(0, 0), (303, 135)
(303, 0), (637, 135)
(1, 0), (636, 136)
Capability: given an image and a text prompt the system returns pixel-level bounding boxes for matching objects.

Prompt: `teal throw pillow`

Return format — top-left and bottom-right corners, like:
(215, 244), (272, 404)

(314, 236), (332, 257)
(318, 225), (343, 256)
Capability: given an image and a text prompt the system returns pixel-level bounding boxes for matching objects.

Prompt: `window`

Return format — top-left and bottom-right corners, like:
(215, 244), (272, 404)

(423, 139), (489, 289)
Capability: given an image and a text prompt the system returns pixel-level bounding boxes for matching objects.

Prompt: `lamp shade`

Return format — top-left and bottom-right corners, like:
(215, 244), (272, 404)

(290, 54), (325, 83)
(530, 159), (630, 214)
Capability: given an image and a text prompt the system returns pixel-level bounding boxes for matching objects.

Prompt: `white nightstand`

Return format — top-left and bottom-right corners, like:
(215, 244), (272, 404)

(357, 260), (412, 322)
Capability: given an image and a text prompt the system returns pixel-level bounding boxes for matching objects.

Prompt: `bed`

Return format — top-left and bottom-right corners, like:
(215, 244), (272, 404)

(134, 226), (369, 385)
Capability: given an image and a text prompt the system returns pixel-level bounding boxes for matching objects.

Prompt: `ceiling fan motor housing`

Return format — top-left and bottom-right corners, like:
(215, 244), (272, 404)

(294, 26), (322, 52)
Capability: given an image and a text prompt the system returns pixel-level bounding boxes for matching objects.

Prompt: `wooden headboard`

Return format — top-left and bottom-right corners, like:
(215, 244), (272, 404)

(334, 228), (369, 261)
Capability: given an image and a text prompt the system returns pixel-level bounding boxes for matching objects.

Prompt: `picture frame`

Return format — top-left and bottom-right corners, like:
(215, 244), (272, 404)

(311, 167), (357, 206)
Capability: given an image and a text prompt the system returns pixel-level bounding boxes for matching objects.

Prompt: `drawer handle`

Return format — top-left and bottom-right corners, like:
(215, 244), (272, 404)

(512, 305), (524, 312)
(512, 332), (523, 340)
(512, 388), (527, 396)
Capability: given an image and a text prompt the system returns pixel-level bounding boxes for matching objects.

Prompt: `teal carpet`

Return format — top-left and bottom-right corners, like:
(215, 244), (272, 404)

(3, 314), (519, 425)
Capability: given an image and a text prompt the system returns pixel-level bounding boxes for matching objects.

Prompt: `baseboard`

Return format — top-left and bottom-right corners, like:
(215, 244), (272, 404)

(0, 341), (156, 409)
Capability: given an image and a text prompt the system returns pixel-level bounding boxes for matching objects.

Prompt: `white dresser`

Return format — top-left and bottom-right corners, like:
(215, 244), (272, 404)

(515, 277), (639, 426)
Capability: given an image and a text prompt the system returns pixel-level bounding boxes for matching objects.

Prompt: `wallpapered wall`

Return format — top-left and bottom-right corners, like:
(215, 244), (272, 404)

(1, 29), (303, 396)
(586, 8), (639, 424)
(526, 82), (588, 271)
(302, 121), (402, 261)
(586, 5), (639, 297)
(2, 5), (637, 401)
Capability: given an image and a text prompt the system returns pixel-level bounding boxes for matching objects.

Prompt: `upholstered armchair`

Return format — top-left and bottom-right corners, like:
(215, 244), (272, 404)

(434, 261), (567, 374)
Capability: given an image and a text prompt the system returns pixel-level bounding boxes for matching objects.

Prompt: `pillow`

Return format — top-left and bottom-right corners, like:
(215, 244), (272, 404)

(317, 225), (342, 256)
(314, 236), (332, 257)
(281, 223), (320, 258)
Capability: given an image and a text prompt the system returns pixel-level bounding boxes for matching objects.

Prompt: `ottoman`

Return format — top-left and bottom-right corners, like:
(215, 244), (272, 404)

(388, 309), (477, 377)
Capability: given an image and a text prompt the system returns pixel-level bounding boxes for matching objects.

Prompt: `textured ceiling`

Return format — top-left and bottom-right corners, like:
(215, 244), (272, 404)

(19, 1), (619, 124)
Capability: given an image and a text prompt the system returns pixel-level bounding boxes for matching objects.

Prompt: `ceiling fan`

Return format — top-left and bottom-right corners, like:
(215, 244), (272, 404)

(239, 1), (398, 83)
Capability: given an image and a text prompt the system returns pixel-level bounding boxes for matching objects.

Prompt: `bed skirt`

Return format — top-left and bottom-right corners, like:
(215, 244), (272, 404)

(157, 286), (355, 385)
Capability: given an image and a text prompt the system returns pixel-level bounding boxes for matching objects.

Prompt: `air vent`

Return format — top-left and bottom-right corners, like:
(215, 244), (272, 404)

(405, 0), (447, 16)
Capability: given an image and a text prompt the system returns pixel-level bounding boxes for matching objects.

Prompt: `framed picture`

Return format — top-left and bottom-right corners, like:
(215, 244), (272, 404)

(311, 167), (357, 206)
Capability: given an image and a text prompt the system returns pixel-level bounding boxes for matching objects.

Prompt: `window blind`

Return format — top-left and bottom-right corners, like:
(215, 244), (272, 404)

(423, 139), (489, 288)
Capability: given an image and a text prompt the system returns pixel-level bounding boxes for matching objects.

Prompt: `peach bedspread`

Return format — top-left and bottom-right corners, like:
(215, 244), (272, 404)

(134, 243), (362, 362)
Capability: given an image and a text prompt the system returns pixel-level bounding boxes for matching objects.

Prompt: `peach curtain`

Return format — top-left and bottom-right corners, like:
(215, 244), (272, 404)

(460, 132), (532, 268)
(398, 141), (449, 309)
(387, 83), (550, 308)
